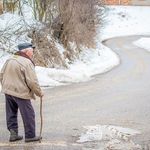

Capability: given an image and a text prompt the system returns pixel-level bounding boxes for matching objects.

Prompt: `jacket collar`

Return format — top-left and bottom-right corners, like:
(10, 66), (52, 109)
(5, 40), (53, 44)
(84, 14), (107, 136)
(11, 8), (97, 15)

(14, 51), (35, 66)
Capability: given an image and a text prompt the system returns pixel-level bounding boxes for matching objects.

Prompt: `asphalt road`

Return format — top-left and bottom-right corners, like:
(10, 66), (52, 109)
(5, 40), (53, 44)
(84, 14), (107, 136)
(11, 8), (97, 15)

(0, 35), (150, 149)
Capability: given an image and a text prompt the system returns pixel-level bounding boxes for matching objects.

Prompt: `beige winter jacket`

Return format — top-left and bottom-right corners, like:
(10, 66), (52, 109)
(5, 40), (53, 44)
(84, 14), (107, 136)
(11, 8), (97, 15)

(0, 54), (42, 100)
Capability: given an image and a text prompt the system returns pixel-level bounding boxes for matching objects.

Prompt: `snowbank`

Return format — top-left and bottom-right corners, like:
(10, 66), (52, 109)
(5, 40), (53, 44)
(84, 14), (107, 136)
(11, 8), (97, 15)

(36, 44), (119, 87)
(133, 37), (150, 52)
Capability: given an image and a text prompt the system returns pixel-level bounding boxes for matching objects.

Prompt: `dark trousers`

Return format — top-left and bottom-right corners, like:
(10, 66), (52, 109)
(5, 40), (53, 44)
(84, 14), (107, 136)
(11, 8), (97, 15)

(5, 94), (35, 138)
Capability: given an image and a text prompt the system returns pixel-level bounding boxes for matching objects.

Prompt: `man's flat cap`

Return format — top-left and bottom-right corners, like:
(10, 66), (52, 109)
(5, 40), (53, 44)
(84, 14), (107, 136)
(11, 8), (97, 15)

(18, 43), (35, 51)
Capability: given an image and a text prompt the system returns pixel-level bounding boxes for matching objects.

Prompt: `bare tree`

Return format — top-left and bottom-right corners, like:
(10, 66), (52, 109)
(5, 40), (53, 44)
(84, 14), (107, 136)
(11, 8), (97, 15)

(52, 0), (104, 60)
(2, 0), (19, 13)
(28, 0), (104, 65)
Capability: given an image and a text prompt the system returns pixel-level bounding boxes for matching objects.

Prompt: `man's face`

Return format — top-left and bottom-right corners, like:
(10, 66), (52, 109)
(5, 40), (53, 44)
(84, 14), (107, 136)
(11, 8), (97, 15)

(26, 48), (34, 59)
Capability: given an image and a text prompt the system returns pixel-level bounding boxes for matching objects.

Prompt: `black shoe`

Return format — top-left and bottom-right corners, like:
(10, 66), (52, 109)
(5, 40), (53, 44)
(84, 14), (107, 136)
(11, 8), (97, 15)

(25, 136), (42, 143)
(9, 129), (23, 142)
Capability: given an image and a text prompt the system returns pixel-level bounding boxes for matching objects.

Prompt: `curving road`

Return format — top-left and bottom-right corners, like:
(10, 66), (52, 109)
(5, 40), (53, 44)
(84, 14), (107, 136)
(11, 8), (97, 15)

(0, 35), (150, 149)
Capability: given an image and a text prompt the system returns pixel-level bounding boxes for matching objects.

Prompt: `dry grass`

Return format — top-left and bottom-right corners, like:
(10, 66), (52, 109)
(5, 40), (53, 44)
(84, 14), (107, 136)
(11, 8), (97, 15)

(29, 29), (67, 68)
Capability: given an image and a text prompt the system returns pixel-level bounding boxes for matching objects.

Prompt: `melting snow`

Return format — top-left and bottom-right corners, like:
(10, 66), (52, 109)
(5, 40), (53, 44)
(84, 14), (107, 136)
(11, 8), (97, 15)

(77, 125), (141, 150)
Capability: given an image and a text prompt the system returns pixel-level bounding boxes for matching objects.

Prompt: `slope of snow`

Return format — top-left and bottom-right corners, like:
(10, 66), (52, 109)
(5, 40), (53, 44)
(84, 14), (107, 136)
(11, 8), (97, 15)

(36, 45), (119, 87)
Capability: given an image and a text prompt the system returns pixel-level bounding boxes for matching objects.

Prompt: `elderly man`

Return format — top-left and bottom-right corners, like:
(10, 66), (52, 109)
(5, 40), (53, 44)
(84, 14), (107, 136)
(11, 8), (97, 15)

(0, 43), (43, 142)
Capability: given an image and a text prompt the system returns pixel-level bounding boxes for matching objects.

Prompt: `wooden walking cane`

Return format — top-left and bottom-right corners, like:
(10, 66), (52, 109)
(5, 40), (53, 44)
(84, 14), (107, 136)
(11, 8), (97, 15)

(39, 97), (43, 143)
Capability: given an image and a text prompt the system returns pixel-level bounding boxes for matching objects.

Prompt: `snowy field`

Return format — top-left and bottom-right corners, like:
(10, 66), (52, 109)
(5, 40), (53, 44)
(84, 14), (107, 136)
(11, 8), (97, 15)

(100, 6), (150, 40)
(1, 6), (150, 88)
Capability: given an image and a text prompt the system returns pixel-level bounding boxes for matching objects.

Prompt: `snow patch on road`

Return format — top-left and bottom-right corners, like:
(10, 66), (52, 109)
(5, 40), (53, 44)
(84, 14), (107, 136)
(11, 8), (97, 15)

(77, 125), (141, 150)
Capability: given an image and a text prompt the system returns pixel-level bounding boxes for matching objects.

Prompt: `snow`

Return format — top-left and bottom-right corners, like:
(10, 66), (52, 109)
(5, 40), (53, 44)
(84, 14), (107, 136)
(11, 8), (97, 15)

(77, 125), (141, 150)
(78, 125), (140, 143)
(133, 37), (150, 52)
(36, 45), (119, 87)
(1, 6), (150, 88)
(0, 52), (11, 91)
(100, 6), (150, 40)
(0, 12), (40, 53)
